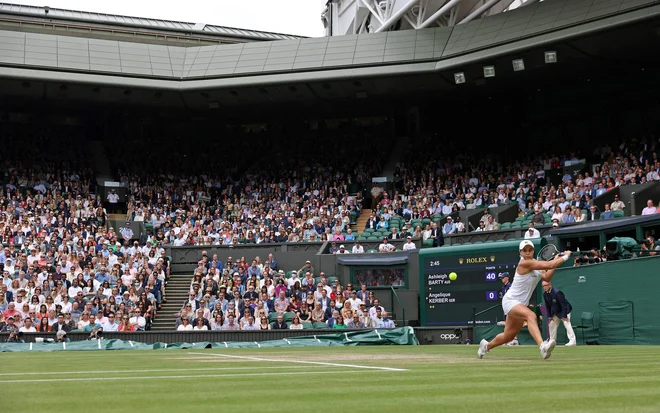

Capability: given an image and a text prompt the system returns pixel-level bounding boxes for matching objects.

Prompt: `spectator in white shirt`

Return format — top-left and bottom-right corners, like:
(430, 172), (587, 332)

(641, 199), (658, 215)
(336, 245), (350, 254)
(378, 238), (396, 253)
(352, 242), (365, 254)
(107, 190), (119, 204)
(524, 223), (540, 239)
(402, 236), (416, 251)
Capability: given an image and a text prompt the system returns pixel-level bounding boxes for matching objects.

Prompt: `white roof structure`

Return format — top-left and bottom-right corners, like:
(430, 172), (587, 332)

(0, 2), (304, 42)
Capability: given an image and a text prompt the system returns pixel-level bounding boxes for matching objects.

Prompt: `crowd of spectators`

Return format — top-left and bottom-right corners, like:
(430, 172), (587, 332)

(1, 113), (659, 337)
(0, 122), (169, 337)
(113, 119), (394, 246)
(380, 133), (660, 239)
(175, 252), (395, 330)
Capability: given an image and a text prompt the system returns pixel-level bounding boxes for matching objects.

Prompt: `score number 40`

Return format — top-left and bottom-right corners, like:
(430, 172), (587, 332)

(485, 272), (497, 281)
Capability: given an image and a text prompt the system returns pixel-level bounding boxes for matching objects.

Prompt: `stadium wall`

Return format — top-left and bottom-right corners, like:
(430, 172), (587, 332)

(551, 256), (660, 345)
(164, 241), (421, 323)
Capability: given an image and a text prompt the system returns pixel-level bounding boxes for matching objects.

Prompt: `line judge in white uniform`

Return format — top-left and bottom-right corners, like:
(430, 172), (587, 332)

(478, 240), (571, 360)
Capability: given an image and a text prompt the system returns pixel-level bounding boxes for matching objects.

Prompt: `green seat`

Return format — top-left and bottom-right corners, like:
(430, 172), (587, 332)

(363, 228), (375, 234)
(313, 322), (329, 329)
(268, 313), (279, 323)
(514, 216), (525, 222)
(285, 271), (295, 279)
(302, 321), (313, 329)
(423, 239), (434, 248)
(422, 218), (431, 226)
(357, 236), (368, 241)
(500, 223), (512, 229)
(283, 312), (296, 322)
(327, 276), (338, 284)
(367, 236), (379, 241)
(366, 249), (379, 253)
(613, 210), (625, 218)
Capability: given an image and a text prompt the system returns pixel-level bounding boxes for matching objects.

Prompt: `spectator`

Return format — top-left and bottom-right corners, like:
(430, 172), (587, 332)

(524, 223), (540, 239)
(352, 241), (365, 254)
(402, 236), (416, 251)
(378, 238), (396, 253)
(642, 200), (658, 215)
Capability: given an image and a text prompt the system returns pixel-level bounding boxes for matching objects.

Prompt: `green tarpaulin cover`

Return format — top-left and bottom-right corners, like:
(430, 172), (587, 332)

(0, 327), (419, 353)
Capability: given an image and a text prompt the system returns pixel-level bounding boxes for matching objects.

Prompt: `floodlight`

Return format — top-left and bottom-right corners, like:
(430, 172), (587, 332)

(545, 51), (557, 63)
(483, 66), (495, 78)
(512, 59), (525, 71)
(454, 72), (466, 84)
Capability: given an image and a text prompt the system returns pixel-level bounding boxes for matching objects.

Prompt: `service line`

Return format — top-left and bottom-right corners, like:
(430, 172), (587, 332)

(187, 351), (409, 371)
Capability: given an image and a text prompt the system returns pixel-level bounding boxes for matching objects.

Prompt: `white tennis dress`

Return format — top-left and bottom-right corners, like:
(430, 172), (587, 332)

(502, 264), (543, 315)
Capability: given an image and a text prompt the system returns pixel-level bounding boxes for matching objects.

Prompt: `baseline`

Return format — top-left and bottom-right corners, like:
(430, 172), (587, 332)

(0, 370), (359, 384)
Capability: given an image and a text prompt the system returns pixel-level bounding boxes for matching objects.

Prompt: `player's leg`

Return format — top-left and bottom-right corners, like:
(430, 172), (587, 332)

(507, 304), (544, 346)
(548, 315), (560, 343)
(486, 304), (528, 350)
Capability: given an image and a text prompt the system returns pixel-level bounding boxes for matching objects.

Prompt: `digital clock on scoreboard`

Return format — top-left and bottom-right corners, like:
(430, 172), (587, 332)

(419, 239), (545, 327)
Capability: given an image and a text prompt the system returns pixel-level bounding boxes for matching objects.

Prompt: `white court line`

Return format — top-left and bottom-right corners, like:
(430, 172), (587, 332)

(0, 370), (358, 384)
(187, 352), (408, 372)
(0, 366), (314, 377)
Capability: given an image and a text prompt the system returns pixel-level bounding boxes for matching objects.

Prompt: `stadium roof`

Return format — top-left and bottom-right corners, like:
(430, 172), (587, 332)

(0, 0), (659, 109)
(0, 2), (304, 41)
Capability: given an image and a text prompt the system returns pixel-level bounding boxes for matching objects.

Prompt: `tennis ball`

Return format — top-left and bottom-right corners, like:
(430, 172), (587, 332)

(449, 272), (457, 281)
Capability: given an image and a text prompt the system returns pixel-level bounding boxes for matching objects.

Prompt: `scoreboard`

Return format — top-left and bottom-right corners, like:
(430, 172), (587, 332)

(419, 238), (545, 327)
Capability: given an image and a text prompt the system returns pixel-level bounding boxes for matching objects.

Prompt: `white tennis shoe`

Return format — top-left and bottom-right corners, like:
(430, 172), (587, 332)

(477, 339), (489, 358)
(540, 339), (556, 359)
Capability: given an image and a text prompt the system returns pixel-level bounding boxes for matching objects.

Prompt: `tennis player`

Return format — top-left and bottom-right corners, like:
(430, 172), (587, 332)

(478, 240), (571, 359)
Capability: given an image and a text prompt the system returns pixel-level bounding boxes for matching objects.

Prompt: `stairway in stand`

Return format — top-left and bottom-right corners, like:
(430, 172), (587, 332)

(354, 209), (372, 235)
(150, 273), (192, 331)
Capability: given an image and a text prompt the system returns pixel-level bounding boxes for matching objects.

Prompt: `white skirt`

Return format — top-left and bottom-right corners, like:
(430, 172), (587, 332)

(502, 297), (524, 316)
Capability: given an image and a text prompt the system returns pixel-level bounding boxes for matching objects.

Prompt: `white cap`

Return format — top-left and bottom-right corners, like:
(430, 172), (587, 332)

(519, 240), (534, 250)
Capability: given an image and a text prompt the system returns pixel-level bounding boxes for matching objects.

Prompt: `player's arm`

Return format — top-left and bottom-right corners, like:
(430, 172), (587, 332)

(541, 268), (556, 282)
(519, 251), (571, 272)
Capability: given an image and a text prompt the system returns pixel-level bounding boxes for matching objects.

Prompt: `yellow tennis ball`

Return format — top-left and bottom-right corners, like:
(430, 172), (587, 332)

(449, 272), (457, 281)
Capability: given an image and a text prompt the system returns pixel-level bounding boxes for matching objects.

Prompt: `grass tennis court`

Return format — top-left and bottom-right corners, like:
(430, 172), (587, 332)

(2, 345), (660, 412)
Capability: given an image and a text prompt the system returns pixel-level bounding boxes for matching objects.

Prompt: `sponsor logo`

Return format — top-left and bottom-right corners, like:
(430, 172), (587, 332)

(439, 334), (458, 340)
(578, 276), (587, 283)
(458, 258), (464, 265)
(490, 255), (496, 262)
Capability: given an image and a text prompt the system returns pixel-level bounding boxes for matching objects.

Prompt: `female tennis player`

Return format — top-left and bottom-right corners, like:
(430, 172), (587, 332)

(478, 240), (571, 360)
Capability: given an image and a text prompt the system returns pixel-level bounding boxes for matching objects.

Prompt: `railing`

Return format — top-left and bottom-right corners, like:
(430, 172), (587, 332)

(390, 286), (406, 326)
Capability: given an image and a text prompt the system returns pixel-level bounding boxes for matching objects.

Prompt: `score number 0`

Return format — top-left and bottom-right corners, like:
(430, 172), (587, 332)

(486, 291), (498, 301)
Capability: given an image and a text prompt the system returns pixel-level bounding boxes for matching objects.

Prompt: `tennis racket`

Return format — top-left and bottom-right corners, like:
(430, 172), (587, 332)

(537, 244), (564, 261)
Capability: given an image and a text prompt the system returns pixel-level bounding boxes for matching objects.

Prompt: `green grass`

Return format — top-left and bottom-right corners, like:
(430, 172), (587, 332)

(2, 345), (660, 412)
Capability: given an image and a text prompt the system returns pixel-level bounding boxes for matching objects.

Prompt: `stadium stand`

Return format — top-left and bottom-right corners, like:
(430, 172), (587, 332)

(1, 109), (657, 332)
